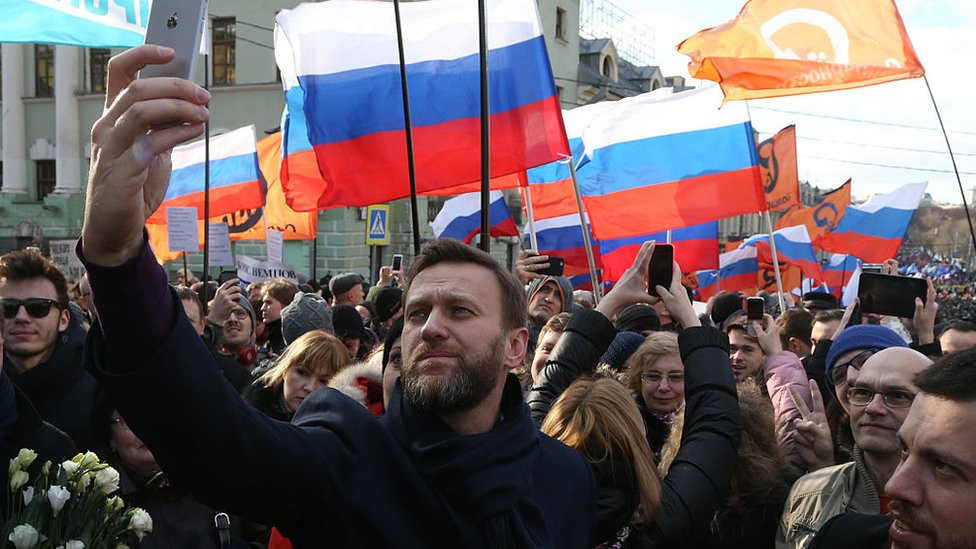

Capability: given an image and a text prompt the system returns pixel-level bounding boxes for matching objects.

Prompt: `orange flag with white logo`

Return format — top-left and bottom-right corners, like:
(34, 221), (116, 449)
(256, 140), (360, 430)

(759, 125), (800, 212)
(677, 0), (924, 101)
(147, 132), (318, 264)
(775, 179), (851, 243)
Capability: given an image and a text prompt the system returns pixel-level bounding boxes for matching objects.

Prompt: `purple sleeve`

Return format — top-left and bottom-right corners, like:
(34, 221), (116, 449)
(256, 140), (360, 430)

(76, 234), (175, 369)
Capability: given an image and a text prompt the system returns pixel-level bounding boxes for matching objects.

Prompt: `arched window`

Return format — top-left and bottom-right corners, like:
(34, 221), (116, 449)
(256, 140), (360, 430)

(602, 56), (614, 79)
(651, 79), (661, 90)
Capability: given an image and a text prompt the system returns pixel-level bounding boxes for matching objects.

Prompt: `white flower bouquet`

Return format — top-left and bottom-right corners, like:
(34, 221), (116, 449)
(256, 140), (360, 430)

(3, 449), (152, 549)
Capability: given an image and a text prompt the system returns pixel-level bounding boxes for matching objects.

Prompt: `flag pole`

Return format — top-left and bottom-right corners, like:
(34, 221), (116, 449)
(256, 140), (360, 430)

(477, 0), (491, 253)
(763, 210), (787, 312)
(666, 229), (672, 243)
(924, 75), (976, 257)
(392, 0), (421, 255)
(565, 155), (602, 302)
(523, 185), (539, 251)
(202, 52), (211, 315)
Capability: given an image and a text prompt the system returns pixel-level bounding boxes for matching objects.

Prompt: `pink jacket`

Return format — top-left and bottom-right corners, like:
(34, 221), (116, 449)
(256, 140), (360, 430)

(764, 350), (813, 474)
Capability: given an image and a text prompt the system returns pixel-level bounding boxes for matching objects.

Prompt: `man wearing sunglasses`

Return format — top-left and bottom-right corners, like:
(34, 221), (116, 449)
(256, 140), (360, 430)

(778, 347), (932, 549)
(0, 249), (97, 451)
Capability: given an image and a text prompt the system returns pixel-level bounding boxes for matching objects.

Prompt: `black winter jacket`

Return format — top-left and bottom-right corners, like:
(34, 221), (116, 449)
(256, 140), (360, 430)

(3, 316), (99, 452)
(526, 308), (741, 548)
(86, 294), (596, 548)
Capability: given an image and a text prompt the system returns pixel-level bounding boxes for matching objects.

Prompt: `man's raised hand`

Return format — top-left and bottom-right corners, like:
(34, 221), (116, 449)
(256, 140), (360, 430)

(83, 46), (210, 266)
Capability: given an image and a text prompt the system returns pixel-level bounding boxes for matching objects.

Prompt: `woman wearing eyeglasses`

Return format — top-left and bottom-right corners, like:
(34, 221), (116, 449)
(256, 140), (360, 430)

(623, 332), (682, 460)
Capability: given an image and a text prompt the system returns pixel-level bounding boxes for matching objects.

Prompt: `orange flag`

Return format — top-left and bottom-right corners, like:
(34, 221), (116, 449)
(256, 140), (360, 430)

(775, 179), (850, 243)
(147, 133), (318, 264)
(759, 125), (800, 212)
(677, 0), (924, 101)
(759, 261), (802, 294)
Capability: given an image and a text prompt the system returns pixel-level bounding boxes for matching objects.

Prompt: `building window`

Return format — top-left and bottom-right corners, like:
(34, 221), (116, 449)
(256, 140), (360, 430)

(35, 45), (55, 97)
(427, 197), (447, 223)
(35, 160), (56, 200)
(602, 56), (615, 81)
(90, 48), (111, 94)
(555, 7), (566, 40)
(555, 85), (563, 101)
(212, 17), (236, 85)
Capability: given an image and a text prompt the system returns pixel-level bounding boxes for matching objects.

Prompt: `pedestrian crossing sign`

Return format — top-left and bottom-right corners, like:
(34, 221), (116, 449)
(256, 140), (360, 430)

(366, 205), (390, 245)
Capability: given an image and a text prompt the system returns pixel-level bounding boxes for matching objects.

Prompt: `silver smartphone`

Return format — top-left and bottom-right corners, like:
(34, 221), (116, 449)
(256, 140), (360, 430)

(140, 0), (208, 80)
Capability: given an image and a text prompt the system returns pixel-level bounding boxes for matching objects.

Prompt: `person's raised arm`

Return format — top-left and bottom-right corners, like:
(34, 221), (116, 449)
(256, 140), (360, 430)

(527, 241), (656, 425)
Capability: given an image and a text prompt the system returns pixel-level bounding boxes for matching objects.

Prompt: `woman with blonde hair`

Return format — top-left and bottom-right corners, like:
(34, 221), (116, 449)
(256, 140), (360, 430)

(243, 330), (349, 421)
(625, 332), (683, 458)
(541, 377), (662, 546)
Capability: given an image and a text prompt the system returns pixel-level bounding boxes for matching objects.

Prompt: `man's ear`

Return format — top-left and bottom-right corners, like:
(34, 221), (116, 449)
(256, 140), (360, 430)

(58, 306), (71, 333)
(505, 327), (529, 370)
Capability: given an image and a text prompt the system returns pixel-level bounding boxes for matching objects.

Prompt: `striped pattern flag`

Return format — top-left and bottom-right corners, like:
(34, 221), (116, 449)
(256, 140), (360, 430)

(274, 0), (567, 211)
(575, 86), (764, 240)
(430, 191), (518, 244)
(696, 246), (759, 300)
(599, 222), (720, 284)
(147, 126), (264, 224)
(817, 182), (927, 262)
(743, 225), (824, 284)
(527, 213), (602, 290)
(824, 253), (860, 298)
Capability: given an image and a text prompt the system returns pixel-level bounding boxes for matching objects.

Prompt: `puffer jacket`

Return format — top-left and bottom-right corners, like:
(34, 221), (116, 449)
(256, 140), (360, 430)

(763, 350), (812, 474)
(526, 308), (741, 547)
(776, 446), (880, 549)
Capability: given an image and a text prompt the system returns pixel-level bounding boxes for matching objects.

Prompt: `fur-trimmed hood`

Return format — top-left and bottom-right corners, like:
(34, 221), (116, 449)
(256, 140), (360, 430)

(328, 360), (385, 416)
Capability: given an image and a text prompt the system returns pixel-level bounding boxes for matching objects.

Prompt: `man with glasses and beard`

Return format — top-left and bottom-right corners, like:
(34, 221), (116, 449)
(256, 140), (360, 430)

(78, 45), (598, 546)
(1, 249), (97, 451)
(777, 347), (932, 549)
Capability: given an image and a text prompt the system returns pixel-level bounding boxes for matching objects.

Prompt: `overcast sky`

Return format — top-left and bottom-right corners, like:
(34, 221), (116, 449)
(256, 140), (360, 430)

(607, 0), (975, 204)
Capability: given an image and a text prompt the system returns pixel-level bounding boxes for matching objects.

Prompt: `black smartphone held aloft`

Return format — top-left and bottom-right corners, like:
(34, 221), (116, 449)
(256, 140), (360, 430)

(647, 244), (674, 297)
(746, 296), (764, 336)
(857, 272), (927, 318)
(537, 256), (565, 277)
(391, 254), (403, 272)
(218, 270), (237, 285)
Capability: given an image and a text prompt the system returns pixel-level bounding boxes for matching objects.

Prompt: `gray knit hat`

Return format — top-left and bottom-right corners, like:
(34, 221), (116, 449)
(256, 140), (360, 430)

(329, 273), (363, 298)
(281, 292), (334, 345)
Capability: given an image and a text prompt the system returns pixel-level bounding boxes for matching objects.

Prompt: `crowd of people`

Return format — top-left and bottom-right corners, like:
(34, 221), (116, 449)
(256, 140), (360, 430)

(3, 45), (976, 548)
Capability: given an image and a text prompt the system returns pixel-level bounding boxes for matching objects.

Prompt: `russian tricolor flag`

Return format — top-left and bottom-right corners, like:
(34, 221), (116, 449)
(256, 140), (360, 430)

(430, 191), (518, 244)
(824, 254), (860, 298)
(528, 213), (602, 290)
(575, 86), (764, 240)
(274, 0), (568, 211)
(743, 225), (824, 284)
(817, 182), (927, 263)
(697, 246), (759, 300)
(599, 222), (720, 284)
(148, 126), (264, 224)
(524, 98), (638, 221)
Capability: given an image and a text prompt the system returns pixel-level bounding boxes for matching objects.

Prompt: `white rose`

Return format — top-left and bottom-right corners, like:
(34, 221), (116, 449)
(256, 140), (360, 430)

(9, 470), (29, 492)
(106, 495), (125, 513)
(61, 460), (79, 478)
(94, 466), (120, 495)
(8, 524), (39, 549)
(128, 508), (153, 540)
(16, 449), (37, 470)
(74, 472), (92, 493)
(22, 486), (34, 505)
(9, 457), (20, 475)
(76, 451), (99, 470)
(65, 541), (84, 549)
(47, 485), (71, 515)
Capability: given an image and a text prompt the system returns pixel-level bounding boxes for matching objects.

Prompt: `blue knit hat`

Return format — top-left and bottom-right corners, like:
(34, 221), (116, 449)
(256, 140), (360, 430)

(825, 324), (908, 388)
(600, 331), (646, 371)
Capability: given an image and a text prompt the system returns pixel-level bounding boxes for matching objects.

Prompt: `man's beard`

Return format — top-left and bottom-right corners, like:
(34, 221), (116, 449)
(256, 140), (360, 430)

(401, 334), (505, 414)
(889, 500), (976, 549)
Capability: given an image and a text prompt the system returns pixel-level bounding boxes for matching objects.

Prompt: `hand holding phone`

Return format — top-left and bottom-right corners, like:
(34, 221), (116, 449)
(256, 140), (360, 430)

(536, 256), (565, 277)
(746, 296), (764, 336)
